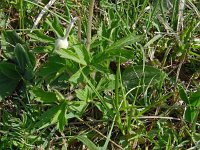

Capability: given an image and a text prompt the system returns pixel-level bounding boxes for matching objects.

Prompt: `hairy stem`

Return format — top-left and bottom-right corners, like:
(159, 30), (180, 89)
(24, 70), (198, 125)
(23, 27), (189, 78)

(64, 17), (79, 39)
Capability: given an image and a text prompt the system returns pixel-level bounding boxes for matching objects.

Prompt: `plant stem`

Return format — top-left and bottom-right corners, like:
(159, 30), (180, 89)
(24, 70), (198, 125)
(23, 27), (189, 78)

(31, 0), (56, 32)
(77, 17), (81, 42)
(177, 0), (185, 32)
(19, 0), (24, 37)
(86, 0), (95, 51)
(64, 17), (79, 39)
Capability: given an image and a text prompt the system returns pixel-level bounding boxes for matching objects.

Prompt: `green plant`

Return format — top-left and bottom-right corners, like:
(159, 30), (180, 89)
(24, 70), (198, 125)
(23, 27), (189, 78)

(0, 0), (200, 149)
(0, 31), (35, 100)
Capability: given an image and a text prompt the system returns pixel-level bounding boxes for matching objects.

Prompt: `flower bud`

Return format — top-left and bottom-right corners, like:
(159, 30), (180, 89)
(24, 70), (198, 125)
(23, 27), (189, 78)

(55, 37), (69, 50)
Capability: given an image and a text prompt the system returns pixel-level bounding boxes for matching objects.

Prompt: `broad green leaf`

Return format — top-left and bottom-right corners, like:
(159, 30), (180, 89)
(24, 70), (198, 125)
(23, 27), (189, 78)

(28, 31), (54, 43)
(2, 30), (25, 59)
(35, 104), (61, 130)
(37, 55), (66, 79)
(184, 106), (199, 123)
(31, 87), (58, 103)
(69, 66), (89, 84)
(71, 135), (99, 150)
(57, 101), (67, 131)
(107, 49), (134, 60)
(122, 65), (166, 89)
(0, 72), (20, 101)
(81, 45), (91, 64)
(35, 101), (67, 130)
(14, 43), (35, 81)
(96, 75), (115, 91)
(179, 87), (189, 104)
(92, 63), (109, 74)
(75, 85), (93, 102)
(106, 34), (143, 51)
(70, 101), (88, 115)
(76, 88), (89, 101)
(190, 90), (200, 107)
(82, 72), (112, 113)
(56, 48), (87, 65)
(14, 43), (32, 73)
(91, 51), (108, 64)
(74, 47), (88, 64)
(3, 30), (24, 46)
(53, 89), (65, 100)
(73, 44), (91, 64)
(27, 50), (36, 68)
(0, 62), (20, 79)
(37, 61), (65, 78)
(95, 101), (113, 116)
(92, 49), (134, 64)
(66, 112), (76, 119)
(0, 63), (21, 100)
(50, 101), (67, 131)
(34, 46), (53, 53)
(51, 108), (62, 124)
(46, 17), (64, 37)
